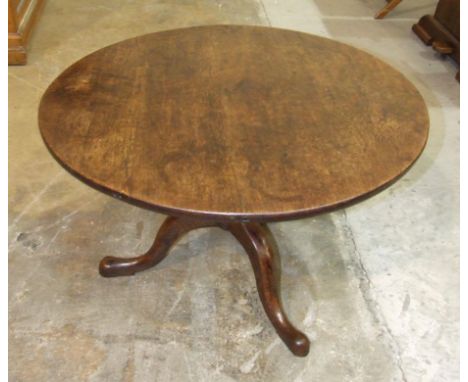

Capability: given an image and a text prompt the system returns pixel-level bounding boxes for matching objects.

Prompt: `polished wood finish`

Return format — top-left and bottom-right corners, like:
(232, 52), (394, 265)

(100, 215), (310, 356)
(100, 216), (216, 277)
(412, 0), (459, 79)
(229, 222), (310, 356)
(8, 0), (46, 65)
(39, 25), (429, 223)
(39, 26), (429, 357)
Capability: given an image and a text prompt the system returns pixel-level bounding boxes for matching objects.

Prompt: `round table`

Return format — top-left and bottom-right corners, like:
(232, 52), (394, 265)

(39, 25), (429, 357)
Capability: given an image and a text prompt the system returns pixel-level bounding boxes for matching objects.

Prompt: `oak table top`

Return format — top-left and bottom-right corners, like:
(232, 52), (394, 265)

(39, 25), (429, 223)
(39, 25), (430, 357)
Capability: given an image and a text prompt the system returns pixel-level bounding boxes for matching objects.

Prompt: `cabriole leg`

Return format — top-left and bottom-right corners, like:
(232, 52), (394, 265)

(228, 222), (310, 356)
(99, 216), (215, 277)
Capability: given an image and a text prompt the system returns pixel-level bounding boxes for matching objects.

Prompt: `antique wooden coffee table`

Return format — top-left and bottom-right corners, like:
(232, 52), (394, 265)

(39, 25), (429, 357)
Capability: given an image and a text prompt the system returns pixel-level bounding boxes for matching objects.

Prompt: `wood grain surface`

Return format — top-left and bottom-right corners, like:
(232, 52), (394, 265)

(39, 25), (429, 222)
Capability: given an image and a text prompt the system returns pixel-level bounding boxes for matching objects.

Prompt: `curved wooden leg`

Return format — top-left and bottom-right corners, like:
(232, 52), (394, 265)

(99, 216), (214, 277)
(228, 223), (310, 357)
(375, 0), (402, 19)
(99, 215), (309, 356)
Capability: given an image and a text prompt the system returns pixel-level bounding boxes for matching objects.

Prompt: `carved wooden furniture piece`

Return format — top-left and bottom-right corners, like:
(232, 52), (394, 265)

(412, 0), (459, 79)
(8, 0), (46, 65)
(38, 25), (429, 357)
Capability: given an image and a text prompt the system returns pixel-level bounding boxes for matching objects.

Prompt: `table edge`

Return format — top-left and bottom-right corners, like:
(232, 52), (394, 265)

(39, 123), (428, 223)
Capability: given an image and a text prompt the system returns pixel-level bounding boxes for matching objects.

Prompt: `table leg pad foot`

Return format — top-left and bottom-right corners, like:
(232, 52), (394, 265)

(99, 256), (140, 277)
(287, 332), (310, 357)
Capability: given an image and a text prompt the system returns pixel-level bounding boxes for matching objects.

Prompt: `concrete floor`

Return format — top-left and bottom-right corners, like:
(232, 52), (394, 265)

(9, 0), (459, 381)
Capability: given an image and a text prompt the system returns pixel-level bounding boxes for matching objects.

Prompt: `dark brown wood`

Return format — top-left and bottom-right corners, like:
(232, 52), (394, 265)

(39, 25), (429, 223)
(432, 40), (454, 55)
(229, 222), (310, 356)
(412, 15), (459, 62)
(39, 26), (430, 357)
(434, 0), (459, 39)
(100, 215), (310, 356)
(8, 0), (46, 65)
(99, 216), (216, 277)
(412, 0), (459, 79)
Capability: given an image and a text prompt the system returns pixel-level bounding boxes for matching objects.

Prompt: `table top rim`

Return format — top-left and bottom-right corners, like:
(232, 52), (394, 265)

(40, 128), (428, 223)
(38, 25), (430, 222)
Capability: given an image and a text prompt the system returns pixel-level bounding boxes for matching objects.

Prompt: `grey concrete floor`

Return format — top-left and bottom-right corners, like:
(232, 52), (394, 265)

(9, 0), (459, 381)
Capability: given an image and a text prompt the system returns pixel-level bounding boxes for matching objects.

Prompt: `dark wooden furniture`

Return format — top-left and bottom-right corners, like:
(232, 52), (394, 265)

(38, 25), (429, 357)
(412, 0), (460, 79)
(8, 0), (46, 65)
